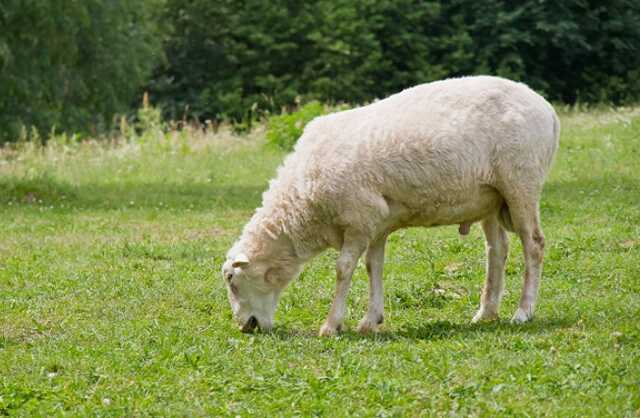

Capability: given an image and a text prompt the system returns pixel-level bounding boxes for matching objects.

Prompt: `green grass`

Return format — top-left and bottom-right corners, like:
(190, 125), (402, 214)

(1, 109), (639, 416)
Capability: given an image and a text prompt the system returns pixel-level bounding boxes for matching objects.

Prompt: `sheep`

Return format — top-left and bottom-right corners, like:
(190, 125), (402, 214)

(222, 75), (560, 336)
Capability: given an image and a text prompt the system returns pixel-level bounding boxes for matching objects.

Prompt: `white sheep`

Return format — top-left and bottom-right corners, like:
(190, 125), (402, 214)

(222, 75), (560, 336)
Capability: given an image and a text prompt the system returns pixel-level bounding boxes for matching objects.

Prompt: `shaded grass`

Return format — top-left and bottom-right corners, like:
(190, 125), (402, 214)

(0, 109), (639, 416)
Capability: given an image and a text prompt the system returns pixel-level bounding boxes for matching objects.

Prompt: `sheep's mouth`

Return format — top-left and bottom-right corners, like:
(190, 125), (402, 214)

(240, 316), (258, 333)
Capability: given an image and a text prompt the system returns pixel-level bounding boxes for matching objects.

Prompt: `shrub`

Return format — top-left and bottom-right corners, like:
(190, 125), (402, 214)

(266, 101), (328, 150)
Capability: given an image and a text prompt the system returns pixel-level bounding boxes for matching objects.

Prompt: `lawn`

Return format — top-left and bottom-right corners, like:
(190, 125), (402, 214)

(1, 108), (639, 416)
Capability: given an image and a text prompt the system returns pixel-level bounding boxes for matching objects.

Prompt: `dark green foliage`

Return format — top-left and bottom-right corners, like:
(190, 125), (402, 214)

(444, 0), (640, 103)
(151, 0), (640, 123)
(149, 0), (320, 124)
(0, 0), (165, 142)
(2, 0), (640, 139)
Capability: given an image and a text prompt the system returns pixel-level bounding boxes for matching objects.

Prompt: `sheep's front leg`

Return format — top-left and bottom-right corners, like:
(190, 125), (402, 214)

(319, 232), (368, 337)
(357, 234), (388, 334)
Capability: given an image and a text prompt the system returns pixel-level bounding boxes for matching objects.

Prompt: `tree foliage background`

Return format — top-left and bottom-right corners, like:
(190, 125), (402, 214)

(2, 0), (640, 140)
(0, 0), (164, 142)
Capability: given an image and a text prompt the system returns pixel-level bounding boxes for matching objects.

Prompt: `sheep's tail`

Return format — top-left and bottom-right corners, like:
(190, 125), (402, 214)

(498, 203), (515, 232)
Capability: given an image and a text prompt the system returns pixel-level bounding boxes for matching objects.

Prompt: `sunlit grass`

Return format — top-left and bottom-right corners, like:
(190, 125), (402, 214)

(1, 109), (639, 416)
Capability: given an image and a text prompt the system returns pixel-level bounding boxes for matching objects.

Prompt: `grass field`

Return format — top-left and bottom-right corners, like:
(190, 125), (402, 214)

(1, 108), (639, 416)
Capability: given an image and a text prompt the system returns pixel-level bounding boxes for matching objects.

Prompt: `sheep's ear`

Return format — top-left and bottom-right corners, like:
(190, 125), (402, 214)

(232, 253), (250, 268)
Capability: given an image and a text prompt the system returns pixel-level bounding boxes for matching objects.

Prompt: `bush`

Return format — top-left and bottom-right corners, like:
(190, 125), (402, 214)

(266, 101), (327, 151)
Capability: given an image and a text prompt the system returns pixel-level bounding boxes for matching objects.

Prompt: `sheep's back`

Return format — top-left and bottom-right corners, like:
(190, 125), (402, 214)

(292, 76), (558, 211)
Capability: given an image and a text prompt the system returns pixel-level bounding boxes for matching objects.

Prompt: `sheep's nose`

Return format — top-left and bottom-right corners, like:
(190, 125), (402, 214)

(240, 316), (258, 333)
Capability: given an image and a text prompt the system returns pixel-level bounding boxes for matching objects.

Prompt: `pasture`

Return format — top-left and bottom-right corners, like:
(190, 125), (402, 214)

(1, 108), (639, 416)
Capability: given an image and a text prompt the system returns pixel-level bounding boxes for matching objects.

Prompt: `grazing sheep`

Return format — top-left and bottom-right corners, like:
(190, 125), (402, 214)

(222, 76), (560, 336)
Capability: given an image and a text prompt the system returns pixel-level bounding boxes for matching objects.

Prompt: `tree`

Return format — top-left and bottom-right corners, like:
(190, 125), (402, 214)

(151, 0), (640, 125)
(0, 0), (165, 142)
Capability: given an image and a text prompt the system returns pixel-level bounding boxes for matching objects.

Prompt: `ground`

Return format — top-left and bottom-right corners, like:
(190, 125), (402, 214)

(1, 108), (639, 416)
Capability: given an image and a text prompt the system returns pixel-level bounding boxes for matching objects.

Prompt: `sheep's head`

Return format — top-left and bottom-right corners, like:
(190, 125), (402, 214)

(222, 246), (300, 333)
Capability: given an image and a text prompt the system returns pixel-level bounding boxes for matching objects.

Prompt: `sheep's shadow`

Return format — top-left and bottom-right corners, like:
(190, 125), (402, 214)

(0, 175), (265, 211)
(265, 316), (577, 342)
(392, 316), (576, 340)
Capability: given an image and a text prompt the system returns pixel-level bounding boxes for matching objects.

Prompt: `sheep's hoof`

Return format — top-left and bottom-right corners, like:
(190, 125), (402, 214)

(511, 307), (533, 324)
(319, 322), (341, 337)
(471, 308), (499, 323)
(357, 315), (383, 334)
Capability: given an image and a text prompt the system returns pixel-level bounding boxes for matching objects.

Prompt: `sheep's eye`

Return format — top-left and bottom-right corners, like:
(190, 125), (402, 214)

(225, 272), (233, 283)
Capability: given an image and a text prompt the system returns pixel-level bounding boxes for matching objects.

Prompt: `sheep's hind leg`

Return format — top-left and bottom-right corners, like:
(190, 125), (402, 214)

(472, 214), (509, 322)
(357, 234), (388, 334)
(505, 198), (545, 323)
(319, 230), (368, 337)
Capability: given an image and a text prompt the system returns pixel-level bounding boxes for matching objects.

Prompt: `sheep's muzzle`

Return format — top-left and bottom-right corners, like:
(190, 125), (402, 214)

(241, 316), (258, 333)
